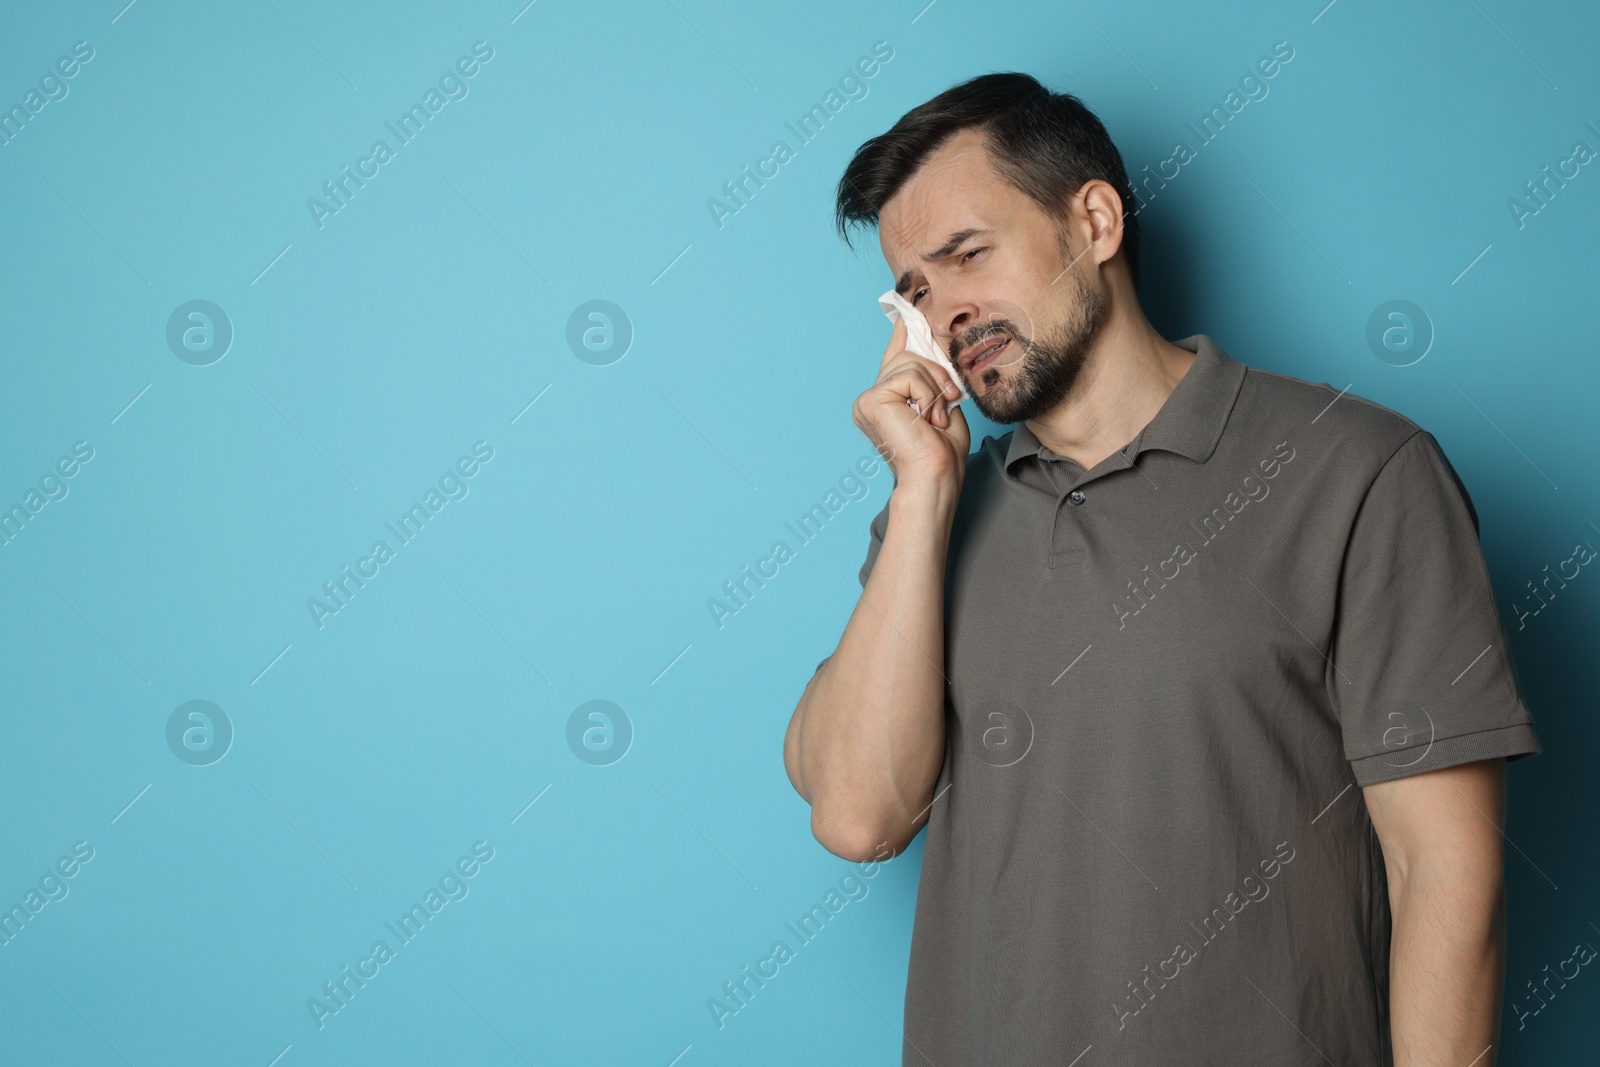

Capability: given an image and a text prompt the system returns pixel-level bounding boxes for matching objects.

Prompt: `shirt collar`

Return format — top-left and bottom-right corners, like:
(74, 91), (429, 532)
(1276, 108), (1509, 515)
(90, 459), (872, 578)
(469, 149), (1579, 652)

(1003, 333), (1246, 475)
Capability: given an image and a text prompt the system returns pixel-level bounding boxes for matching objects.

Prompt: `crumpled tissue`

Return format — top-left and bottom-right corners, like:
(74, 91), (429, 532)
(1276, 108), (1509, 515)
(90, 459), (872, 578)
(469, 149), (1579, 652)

(879, 288), (969, 415)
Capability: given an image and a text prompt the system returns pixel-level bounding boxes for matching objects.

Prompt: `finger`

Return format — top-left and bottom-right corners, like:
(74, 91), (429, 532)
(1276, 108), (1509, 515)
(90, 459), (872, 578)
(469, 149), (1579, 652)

(890, 354), (963, 423)
(912, 355), (962, 405)
(882, 362), (944, 425)
(911, 376), (951, 428)
(936, 399), (970, 444)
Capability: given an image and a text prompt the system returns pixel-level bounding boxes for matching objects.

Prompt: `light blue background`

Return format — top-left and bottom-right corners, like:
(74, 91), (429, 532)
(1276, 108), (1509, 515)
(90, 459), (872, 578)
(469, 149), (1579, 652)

(1, 1), (1595, 1064)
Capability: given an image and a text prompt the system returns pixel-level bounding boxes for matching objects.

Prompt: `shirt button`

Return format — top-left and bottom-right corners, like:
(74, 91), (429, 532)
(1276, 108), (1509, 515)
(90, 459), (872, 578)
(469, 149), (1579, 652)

(1067, 489), (1086, 506)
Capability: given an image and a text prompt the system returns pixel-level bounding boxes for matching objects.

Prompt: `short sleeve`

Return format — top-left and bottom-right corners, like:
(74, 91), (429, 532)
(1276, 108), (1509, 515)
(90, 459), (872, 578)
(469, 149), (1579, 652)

(1329, 430), (1541, 786)
(813, 500), (893, 675)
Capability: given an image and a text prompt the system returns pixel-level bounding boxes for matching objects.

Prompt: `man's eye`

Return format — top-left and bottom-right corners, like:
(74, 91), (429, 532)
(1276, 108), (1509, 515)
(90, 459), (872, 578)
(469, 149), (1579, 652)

(911, 249), (985, 306)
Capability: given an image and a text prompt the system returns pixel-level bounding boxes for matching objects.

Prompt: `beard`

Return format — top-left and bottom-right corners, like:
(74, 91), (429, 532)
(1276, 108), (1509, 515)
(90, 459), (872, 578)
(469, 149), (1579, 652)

(958, 268), (1108, 426)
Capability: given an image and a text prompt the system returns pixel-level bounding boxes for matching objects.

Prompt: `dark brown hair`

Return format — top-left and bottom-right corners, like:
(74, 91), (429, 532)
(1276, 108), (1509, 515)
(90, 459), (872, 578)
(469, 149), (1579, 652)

(834, 72), (1141, 293)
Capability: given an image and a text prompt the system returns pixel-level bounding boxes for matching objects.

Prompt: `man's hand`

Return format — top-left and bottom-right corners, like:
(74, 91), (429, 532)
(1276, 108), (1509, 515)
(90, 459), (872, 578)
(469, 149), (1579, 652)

(854, 315), (971, 500)
(1363, 758), (1508, 1067)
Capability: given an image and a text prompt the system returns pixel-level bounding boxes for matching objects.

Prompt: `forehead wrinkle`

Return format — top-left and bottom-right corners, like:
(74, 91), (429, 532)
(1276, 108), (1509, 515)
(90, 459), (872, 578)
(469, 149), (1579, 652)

(883, 137), (992, 295)
(882, 139), (998, 297)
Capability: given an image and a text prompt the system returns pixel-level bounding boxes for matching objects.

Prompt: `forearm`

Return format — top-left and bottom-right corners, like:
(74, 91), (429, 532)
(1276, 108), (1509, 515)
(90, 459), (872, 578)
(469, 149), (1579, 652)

(1387, 867), (1506, 1066)
(785, 482), (956, 859)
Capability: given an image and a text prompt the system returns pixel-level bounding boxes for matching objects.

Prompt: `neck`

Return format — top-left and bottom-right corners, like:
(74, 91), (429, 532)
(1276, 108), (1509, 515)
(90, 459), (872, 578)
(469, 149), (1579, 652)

(1026, 306), (1195, 469)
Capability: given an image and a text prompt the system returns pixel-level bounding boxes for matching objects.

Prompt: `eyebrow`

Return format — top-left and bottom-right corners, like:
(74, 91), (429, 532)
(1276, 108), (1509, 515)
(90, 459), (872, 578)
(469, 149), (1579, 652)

(893, 228), (992, 297)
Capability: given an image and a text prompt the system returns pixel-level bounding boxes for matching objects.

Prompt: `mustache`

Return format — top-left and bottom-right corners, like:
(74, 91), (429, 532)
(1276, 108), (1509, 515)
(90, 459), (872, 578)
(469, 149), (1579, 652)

(951, 319), (1026, 364)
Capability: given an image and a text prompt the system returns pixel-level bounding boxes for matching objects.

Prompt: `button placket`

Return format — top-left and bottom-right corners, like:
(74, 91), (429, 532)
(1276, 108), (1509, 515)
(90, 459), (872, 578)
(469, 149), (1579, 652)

(1048, 484), (1086, 572)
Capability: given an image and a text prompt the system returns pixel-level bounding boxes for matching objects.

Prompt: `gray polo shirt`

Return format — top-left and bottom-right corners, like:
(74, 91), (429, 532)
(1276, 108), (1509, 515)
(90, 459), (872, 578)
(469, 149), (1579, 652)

(813, 334), (1540, 1065)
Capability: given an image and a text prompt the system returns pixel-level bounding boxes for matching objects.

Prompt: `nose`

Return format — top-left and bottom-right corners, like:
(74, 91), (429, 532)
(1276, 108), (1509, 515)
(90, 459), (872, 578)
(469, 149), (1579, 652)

(938, 305), (976, 359)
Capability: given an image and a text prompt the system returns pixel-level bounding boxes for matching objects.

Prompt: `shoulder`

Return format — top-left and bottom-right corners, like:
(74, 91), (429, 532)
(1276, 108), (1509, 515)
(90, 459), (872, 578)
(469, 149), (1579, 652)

(1228, 359), (1489, 536)
(1234, 361), (1424, 472)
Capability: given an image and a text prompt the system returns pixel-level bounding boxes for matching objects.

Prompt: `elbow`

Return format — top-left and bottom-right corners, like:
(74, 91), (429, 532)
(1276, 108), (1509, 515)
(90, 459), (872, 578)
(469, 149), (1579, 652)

(810, 806), (911, 863)
(782, 712), (810, 804)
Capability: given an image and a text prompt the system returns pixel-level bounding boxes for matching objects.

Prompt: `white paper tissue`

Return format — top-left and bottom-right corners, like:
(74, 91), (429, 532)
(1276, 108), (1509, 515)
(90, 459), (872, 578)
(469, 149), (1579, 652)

(879, 289), (970, 414)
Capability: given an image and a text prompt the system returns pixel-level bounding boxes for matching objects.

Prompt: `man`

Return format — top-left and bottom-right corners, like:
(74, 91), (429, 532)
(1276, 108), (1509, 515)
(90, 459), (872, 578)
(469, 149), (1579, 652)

(782, 73), (1540, 1066)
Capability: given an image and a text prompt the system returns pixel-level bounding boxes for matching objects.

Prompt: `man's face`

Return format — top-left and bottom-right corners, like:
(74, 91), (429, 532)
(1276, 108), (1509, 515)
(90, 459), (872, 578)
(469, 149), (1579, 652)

(879, 128), (1108, 425)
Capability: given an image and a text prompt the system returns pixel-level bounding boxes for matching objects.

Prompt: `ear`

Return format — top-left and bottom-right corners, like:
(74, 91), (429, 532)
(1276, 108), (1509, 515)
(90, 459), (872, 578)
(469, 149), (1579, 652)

(1078, 180), (1126, 269)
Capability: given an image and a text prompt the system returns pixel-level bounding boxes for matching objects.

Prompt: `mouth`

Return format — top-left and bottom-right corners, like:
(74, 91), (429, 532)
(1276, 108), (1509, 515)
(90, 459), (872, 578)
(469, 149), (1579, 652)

(962, 335), (1010, 372)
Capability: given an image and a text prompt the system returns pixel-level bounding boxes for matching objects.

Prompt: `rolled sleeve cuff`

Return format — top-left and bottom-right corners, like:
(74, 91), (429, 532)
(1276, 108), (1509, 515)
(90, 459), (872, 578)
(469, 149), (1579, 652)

(1349, 720), (1542, 787)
